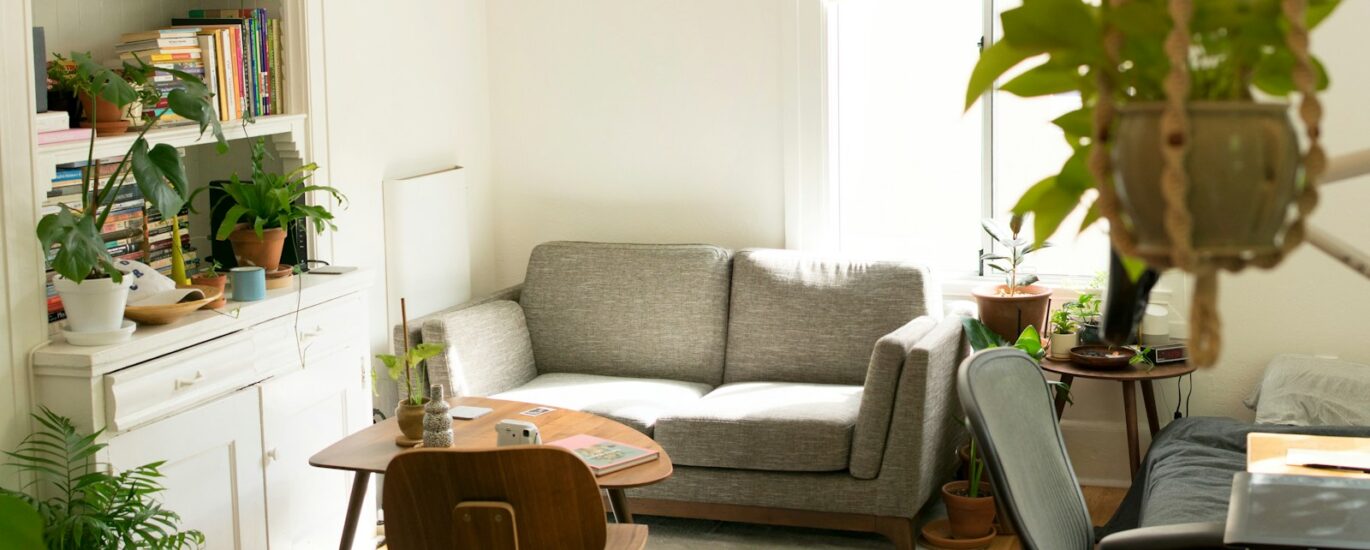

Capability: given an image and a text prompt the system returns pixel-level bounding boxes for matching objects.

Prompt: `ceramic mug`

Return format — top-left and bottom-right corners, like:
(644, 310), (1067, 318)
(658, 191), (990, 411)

(230, 266), (267, 302)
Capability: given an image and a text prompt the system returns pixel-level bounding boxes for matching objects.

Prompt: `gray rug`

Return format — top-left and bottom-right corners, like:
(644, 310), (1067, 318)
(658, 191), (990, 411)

(637, 500), (947, 549)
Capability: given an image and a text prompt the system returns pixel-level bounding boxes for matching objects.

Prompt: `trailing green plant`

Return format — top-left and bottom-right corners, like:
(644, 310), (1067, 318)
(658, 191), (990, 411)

(1128, 346), (1157, 371)
(964, 317), (1073, 405)
(377, 343), (445, 406)
(191, 138), (346, 241)
(1, 407), (204, 549)
(981, 217), (1049, 296)
(1064, 292), (1102, 325)
(37, 52), (225, 284)
(964, 0), (1342, 248)
(1050, 308), (1077, 335)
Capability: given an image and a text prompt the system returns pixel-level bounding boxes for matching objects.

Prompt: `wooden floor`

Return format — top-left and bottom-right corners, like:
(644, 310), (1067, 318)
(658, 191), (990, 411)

(983, 486), (1127, 550)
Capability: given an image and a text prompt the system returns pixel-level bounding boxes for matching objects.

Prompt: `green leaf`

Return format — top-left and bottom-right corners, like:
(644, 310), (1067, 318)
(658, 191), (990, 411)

(1014, 325), (1046, 361)
(1000, 0), (1100, 54)
(1120, 254), (1149, 282)
(216, 205), (250, 240)
(1307, 0), (1342, 29)
(71, 52), (138, 108)
(1015, 273), (1041, 288)
(377, 355), (403, 380)
(408, 342), (446, 366)
(131, 140), (186, 221)
(962, 318), (1008, 352)
(1052, 107), (1093, 143)
(35, 210), (115, 283)
(0, 494), (44, 550)
(965, 39), (1035, 111)
(1079, 200), (1101, 234)
(981, 218), (1015, 244)
(1000, 61), (1082, 98)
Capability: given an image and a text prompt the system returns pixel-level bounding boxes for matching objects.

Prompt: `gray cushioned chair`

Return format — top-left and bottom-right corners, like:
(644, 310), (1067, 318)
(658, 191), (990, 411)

(957, 348), (1228, 550)
(398, 241), (969, 549)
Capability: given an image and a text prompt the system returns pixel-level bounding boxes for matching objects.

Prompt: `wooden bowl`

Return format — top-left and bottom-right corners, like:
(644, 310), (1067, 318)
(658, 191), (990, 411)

(123, 285), (223, 325)
(1069, 345), (1136, 370)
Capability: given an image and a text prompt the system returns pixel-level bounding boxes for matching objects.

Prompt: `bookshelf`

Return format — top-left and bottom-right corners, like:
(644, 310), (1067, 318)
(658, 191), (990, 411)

(35, 113), (305, 165)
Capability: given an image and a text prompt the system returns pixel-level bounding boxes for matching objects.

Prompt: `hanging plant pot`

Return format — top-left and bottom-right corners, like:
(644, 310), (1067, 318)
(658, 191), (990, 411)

(228, 224), (287, 271)
(971, 284), (1051, 343)
(54, 275), (131, 333)
(1112, 102), (1300, 260)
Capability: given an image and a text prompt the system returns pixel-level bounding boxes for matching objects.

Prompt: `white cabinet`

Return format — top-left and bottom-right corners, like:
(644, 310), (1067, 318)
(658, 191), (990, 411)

(32, 270), (373, 550)
(106, 389), (269, 550)
(260, 346), (373, 549)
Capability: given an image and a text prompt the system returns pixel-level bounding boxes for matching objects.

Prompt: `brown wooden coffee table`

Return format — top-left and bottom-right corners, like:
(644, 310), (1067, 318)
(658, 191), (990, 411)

(310, 396), (674, 550)
(1040, 357), (1196, 478)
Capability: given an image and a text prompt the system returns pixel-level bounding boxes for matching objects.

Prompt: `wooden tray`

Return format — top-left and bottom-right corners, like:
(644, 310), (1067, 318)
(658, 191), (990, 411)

(123, 285), (223, 325)
(1068, 345), (1136, 370)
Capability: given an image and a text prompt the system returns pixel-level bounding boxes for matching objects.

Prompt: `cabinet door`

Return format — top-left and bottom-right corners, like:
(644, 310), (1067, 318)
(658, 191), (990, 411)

(107, 388), (268, 550)
(260, 346), (373, 549)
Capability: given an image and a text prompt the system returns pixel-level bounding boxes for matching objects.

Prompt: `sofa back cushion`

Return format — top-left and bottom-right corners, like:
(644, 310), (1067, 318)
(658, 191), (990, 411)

(520, 242), (732, 385)
(724, 249), (936, 385)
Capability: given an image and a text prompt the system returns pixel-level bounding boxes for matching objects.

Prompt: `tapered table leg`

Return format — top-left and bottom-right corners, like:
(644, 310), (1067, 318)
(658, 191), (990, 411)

(339, 471), (371, 550)
(1053, 374), (1075, 421)
(608, 488), (634, 523)
(1140, 380), (1161, 437)
(1122, 381), (1140, 477)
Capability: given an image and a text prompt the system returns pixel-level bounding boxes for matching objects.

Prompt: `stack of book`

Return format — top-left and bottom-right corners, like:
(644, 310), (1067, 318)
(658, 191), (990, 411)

(35, 111), (91, 145)
(174, 8), (283, 118)
(45, 160), (148, 324)
(145, 203), (198, 277)
(116, 28), (206, 124)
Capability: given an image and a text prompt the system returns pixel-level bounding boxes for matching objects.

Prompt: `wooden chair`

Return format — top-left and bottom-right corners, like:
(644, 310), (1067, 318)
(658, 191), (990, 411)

(383, 446), (648, 549)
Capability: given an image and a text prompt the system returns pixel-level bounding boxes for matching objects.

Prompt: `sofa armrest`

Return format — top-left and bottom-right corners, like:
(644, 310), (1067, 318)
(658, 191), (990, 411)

(862, 314), (971, 516)
(1097, 522), (1228, 550)
(851, 316), (940, 479)
(418, 300), (538, 397)
(392, 284), (523, 357)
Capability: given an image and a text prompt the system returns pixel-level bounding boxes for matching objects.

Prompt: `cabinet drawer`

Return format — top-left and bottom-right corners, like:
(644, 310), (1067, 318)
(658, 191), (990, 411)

(104, 331), (266, 432)
(254, 293), (366, 374)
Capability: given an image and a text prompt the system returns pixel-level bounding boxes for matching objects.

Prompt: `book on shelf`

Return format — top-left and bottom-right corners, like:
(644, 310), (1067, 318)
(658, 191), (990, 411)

(120, 28), (199, 42)
(36, 111), (70, 133)
(545, 435), (660, 476)
(176, 8), (281, 117)
(119, 50), (202, 62)
(37, 128), (93, 145)
(116, 36), (199, 53)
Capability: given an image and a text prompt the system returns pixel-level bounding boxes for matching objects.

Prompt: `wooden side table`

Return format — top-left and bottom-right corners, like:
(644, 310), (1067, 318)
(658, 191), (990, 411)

(1039, 357), (1196, 477)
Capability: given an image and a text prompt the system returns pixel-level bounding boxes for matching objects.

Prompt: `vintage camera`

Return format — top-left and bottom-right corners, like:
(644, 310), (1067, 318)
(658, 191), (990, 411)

(495, 419), (542, 446)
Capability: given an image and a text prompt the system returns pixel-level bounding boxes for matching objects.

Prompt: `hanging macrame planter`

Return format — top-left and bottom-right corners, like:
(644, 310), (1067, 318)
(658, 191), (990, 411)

(1091, 0), (1325, 367)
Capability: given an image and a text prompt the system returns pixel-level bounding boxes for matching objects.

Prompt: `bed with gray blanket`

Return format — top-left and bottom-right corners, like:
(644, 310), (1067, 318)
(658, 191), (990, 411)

(1097, 353), (1370, 537)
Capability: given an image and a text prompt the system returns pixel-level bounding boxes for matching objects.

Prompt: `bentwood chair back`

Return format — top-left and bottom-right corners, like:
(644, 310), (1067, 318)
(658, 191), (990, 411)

(383, 446), (647, 549)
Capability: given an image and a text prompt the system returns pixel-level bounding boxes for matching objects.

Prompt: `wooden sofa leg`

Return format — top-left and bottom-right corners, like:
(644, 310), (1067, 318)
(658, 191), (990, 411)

(874, 516), (916, 550)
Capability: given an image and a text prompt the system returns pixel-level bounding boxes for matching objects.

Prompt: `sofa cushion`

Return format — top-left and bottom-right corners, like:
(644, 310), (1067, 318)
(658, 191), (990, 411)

(520, 242), (732, 385)
(724, 249), (935, 385)
(654, 382), (863, 472)
(490, 373), (712, 435)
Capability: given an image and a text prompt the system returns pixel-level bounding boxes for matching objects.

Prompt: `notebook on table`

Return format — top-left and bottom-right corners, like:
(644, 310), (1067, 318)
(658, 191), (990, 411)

(1226, 472), (1370, 549)
(546, 435), (659, 476)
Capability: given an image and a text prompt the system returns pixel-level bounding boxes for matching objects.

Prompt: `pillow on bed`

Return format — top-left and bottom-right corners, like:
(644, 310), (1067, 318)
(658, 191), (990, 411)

(1245, 354), (1370, 426)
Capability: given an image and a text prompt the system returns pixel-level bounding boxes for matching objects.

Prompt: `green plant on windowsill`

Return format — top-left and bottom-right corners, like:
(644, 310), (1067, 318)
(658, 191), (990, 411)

(1, 407), (204, 549)
(980, 218), (1050, 296)
(963, 317), (1074, 405)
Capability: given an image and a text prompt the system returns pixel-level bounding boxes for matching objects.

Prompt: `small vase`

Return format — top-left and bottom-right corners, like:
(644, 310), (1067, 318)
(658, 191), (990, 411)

(395, 397), (429, 447)
(1049, 332), (1078, 360)
(423, 385), (454, 448)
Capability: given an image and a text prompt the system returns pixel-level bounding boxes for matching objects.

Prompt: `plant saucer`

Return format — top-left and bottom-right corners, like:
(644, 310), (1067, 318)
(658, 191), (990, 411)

(920, 517), (997, 549)
(62, 319), (137, 347)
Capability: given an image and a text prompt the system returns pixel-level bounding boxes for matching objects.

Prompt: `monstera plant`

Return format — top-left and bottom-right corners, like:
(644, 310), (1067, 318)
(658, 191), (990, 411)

(38, 52), (225, 334)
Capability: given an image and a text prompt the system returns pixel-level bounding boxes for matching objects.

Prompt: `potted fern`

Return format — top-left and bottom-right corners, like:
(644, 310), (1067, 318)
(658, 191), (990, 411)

(1, 407), (204, 548)
(37, 53), (224, 335)
(973, 217), (1051, 342)
(191, 138), (346, 272)
(965, 0), (1342, 364)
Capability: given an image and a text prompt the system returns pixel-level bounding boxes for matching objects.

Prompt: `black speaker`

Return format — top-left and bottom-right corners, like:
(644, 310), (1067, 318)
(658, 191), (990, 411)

(34, 27), (47, 113)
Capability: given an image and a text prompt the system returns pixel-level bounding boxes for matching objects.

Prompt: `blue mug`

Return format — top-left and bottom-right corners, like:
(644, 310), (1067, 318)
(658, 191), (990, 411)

(230, 266), (267, 302)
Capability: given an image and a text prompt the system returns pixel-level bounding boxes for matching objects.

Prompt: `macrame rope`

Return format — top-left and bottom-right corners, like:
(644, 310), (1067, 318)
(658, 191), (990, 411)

(1088, 0), (1323, 367)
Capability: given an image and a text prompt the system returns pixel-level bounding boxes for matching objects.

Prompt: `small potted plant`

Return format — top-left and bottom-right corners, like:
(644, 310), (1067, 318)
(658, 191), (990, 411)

(191, 138), (346, 273)
(973, 217), (1052, 342)
(1067, 292), (1103, 345)
(376, 299), (444, 446)
(37, 53), (224, 336)
(191, 260), (228, 309)
(1048, 308), (1077, 360)
(942, 439), (995, 539)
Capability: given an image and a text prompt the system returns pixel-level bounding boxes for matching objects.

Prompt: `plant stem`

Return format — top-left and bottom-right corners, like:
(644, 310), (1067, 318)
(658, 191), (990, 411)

(400, 298), (412, 405)
(94, 110), (164, 228)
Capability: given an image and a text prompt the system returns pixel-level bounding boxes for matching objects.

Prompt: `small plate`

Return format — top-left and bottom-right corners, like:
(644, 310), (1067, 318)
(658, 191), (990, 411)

(63, 319), (137, 347)
(920, 517), (997, 549)
(124, 285), (223, 325)
(1069, 345), (1136, 369)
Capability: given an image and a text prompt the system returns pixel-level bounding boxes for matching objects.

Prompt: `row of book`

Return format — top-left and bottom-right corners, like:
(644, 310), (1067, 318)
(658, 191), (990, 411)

(115, 8), (283, 124)
(45, 159), (200, 325)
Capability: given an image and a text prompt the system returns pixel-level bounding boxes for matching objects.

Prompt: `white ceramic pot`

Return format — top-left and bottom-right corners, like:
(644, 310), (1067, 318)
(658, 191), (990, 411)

(1049, 332), (1078, 360)
(54, 275), (131, 333)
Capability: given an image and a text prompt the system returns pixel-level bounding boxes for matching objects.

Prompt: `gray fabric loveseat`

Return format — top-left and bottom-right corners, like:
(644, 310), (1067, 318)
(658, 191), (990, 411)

(397, 242), (968, 548)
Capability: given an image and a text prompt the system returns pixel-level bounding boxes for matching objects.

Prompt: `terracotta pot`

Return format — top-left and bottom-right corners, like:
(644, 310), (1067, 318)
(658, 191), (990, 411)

(228, 225), (287, 271)
(972, 284), (1052, 343)
(1113, 102), (1299, 260)
(943, 480), (996, 539)
(77, 94), (130, 136)
(396, 398), (430, 443)
(190, 274), (228, 309)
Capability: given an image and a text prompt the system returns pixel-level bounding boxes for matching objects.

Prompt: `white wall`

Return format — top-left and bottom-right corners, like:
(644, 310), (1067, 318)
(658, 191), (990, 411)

(486, 0), (787, 284)
(320, 0), (496, 357)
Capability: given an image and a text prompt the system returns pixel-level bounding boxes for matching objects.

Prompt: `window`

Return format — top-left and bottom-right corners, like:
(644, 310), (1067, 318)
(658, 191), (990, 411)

(808, 0), (1107, 280)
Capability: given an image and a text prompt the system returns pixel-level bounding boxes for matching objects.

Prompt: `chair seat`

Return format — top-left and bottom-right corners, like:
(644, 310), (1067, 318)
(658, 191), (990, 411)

(491, 373), (713, 435)
(654, 382), (863, 472)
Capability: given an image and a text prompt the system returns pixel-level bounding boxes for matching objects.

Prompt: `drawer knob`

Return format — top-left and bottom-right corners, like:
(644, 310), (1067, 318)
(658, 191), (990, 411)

(174, 371), (206, 390)
(265, 448), (279, 464)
